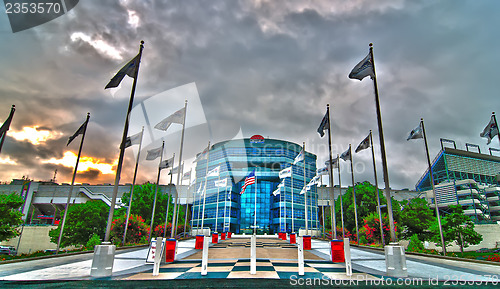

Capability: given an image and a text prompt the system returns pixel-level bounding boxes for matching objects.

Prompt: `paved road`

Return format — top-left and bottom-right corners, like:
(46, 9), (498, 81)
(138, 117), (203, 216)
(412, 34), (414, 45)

(0, 239), (196, 281)
(0, 237), (498, 283)
(312, 240), (499, 282)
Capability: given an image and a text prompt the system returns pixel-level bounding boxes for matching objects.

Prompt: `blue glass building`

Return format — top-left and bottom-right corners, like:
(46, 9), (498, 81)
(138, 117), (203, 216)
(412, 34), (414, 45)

(191, 137), (318, 233)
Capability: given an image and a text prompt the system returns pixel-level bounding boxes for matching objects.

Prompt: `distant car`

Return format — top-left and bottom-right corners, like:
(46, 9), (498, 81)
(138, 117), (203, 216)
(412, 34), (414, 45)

(475, 248), (492, 253)
(0, 248), (13, 255)
(0, 246), (16, 255)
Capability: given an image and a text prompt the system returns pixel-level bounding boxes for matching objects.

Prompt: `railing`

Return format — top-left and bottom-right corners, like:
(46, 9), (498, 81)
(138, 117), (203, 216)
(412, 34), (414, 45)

(79, 186), (122, 208)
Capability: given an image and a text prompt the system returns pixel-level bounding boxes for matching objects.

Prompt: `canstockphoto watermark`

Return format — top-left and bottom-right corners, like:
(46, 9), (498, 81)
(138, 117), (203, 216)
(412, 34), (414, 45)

(289, 274), (500, 286)
(290, 275), (418, 286)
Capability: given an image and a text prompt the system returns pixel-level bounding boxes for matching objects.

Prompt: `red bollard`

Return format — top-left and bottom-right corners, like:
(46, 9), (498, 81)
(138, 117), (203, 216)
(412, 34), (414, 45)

(303, 235), (311, 250)
(281, 232), (287, 240)
(221, 232), (226, 240)
(228, 232), (232, 238)
(195, 235), (204, 249)
(165, 239), (177, 262)
(290, 233), (296, 244)
(330, 240), (345, 263)
(212, 233), (219, 244)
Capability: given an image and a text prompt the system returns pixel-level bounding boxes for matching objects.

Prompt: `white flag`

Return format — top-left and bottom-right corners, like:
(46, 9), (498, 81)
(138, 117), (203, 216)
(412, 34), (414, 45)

(407, 123), (423, 141)
(183, 170), (191, 180)
(317, 166), (329, 175)
(273, 182), (284, 196)
(355, 134), (370, 153)
(349, 52), (374, 81)
(196, 183), (204, 195)
(279, 167), (292, 179)
(324, 158), (339, 169)
(146, 146), (162, 161)
(159, 157), (174, 170)
(207, 166), (220, 177)
(306, 176), (319, 191)
(480, 116), (498, 145)
(171, 163), (183, 174)
(340, 148), (351, 162)
(154, 107), (186, 131)
(293, 149), (304, 165)
(124, 130), (143, 148)
(215, 178), (227, 187)
(193, 144), (209, 163)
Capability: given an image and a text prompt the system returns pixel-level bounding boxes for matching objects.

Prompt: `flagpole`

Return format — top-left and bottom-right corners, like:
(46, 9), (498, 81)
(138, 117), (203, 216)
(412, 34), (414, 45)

(421, 118), (446, 255)
(253, 172), (258, 235)
(337, 154), (345, 239)
(326, 104), (337, 239)
(348, 145), (360, 244)
(369, 130), (385, 245)
(196, 184), (201, 230)
(320, 176), (325, 238)
(122, 126), (144, 245)
(314, 183), (318, 234)
(163, 153), (174, 239)
(279, 181), (282, 233)
(492, 112), (500, 146)
(183, 165), (189, 237)
(283, 181), (287, 233)
(201, 141), (211, 232)
(163, 190), (171, 239)
(215, 173), (221, 232)
(104, 41), (144, 243)
(228, 186), (233, 232)
(148, 141), (165, 242)
(369, 43), (396, 243)
(173, 164), (183, 235)
(56, 112), (89, 254)
(0, 105), (15, 154)
(223, 181), (228, 233)
(302, 142), (308, 236)
(291, 164), (295, 233)
(170, 101), (187, 238)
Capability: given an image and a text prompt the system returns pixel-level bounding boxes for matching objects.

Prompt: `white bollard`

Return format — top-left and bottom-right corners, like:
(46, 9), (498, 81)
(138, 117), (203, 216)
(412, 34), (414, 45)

(201, 236), (209, 275)
(153, 237), (162, 276)
(250, 234), (257, 275)
(90, 243), (115, 277)
(343, 238), (352, 276)
(297, 236), (304, 276)
(385, 243), (408, 277)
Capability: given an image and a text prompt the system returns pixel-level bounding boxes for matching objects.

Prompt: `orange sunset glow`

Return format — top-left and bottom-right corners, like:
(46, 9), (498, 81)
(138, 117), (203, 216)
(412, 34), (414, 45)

(42, 151), (117, 175)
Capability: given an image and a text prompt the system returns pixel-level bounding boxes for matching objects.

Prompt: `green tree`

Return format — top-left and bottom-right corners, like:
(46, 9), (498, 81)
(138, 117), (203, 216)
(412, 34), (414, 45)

(359, 212), (394, 245)
(335, 182), (401, 239)
(110, 214), (149, 245)
(121, 183), (181, 229)
(400, 198), (434, 240)
(430, 205), (483, 253)
(49, 200), (109, 247)
(407, 234), (425, 253)
(0, 193), (24, 242)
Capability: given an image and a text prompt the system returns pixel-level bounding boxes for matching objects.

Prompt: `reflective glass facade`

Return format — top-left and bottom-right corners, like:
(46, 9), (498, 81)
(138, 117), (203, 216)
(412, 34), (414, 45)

(191, 138), (318, 233)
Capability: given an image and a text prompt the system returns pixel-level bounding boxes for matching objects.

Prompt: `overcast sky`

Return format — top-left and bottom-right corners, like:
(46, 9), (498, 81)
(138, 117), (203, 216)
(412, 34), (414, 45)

(1, 0), (499, 190)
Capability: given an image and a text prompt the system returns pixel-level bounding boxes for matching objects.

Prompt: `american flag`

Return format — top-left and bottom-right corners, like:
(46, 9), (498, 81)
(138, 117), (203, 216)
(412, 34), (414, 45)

(240, 170), (256, 194)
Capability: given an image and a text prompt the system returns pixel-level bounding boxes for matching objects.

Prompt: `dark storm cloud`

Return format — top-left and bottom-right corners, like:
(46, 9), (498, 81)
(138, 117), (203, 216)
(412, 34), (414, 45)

(1, 0), (499, 189)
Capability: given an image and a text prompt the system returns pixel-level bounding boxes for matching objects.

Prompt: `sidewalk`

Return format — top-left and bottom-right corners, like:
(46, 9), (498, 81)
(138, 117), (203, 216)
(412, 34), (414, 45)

(119, 236), (377, 281)
(0, 239), (196, 281)
(0, 236), (499, 283)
